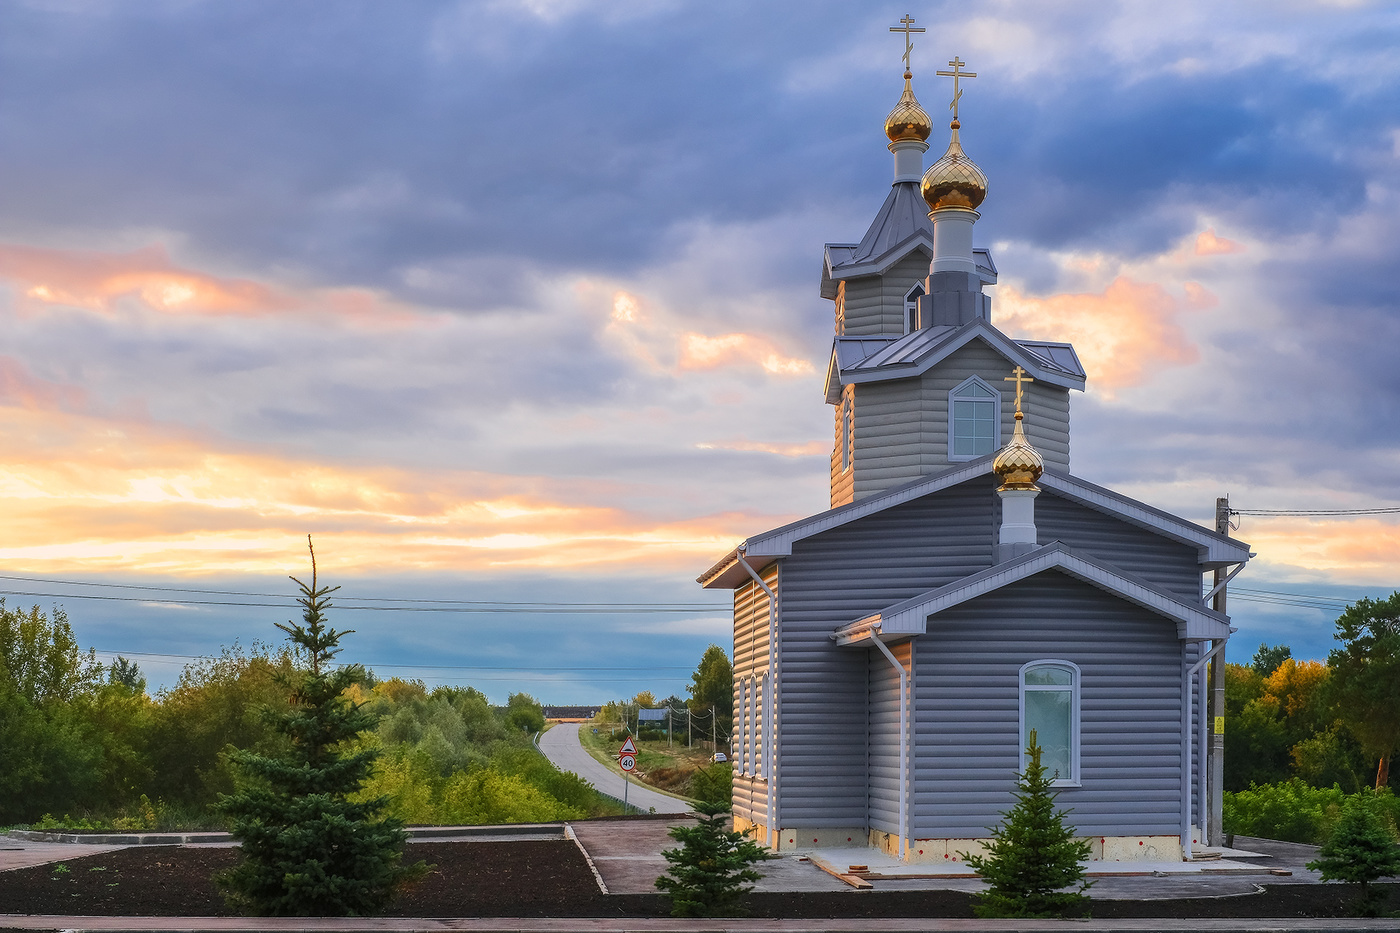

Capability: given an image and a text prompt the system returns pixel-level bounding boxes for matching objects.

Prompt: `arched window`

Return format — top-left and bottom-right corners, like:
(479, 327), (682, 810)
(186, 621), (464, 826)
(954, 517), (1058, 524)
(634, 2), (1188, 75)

(1020, 660), (1080, 785)
(904, 283), (925, 333)
(948, 376), (1001, 460)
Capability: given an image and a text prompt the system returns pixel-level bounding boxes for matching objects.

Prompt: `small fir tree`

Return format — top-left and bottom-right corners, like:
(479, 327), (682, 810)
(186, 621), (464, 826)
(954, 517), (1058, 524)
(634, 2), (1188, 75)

(961, 730), (1094, 919)
(1306, 790), (1400, 917)
(217, 538), (424, 916)
(655, 800), (770, 917)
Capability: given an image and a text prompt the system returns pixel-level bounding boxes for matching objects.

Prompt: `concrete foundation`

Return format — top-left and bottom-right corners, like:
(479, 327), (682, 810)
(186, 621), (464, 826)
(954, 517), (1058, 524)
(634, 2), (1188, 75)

(866, 828), (1186, 863)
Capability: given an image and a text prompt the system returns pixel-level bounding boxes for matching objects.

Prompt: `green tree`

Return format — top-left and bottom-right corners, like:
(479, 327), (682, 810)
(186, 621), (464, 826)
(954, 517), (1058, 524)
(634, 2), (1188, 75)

(216, 540), (422, 916)
(1251, 643), (1293, 677)
(961, 731), (1093, 919)
(687, 645), (733, 742)
(1306, 790), (1400, 917)
(0, 601), (107, 822)
(655, 800), (769, 917)
(504, 692), (545, 734)
(1327, 592), (1400, 789)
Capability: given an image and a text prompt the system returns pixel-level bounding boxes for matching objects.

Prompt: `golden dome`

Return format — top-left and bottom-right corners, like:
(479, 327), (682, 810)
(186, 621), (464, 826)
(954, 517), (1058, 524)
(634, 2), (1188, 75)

(921, 121), (988, 211)
(993, 412), (1043, 491)
(885, 71), (932, 143)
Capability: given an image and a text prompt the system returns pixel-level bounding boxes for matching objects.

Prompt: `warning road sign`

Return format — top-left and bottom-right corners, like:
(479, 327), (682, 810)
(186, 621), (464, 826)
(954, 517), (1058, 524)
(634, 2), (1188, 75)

(619, 736), (637, 755)
(620, 754), (636, 772)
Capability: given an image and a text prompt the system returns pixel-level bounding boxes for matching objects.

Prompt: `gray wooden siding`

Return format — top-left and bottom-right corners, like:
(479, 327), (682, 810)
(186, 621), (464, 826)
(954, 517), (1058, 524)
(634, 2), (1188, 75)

(1033, 495), (1202, 603)
(868, 640), (912, 835)
(841, 277), (887, 336)
(912, 571), (1185, 838)
(850, 340), (1072, 501)
(732, 562), (778, 825)
(777, 479), (999, 827)
(831, 385), (855, 508)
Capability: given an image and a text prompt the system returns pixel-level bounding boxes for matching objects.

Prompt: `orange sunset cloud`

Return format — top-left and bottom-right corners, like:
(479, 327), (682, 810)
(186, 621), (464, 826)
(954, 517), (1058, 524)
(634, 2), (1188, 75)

(996, 276), (1210, 391)
(1241, 516), (1400, 586)
(0, 242), (416, 322)
(0, 404), (779, 577)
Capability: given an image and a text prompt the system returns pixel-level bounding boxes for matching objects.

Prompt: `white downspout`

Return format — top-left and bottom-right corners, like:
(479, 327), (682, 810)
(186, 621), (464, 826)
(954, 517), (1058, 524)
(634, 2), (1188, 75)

(737, 551), (778, 848)
(871, 624), (909, 861)
(1182, 640), (1228, 860)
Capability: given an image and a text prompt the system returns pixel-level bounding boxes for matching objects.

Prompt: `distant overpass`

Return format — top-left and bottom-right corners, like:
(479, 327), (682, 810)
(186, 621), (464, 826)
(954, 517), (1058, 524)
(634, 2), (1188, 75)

(542, 705), (602, 721)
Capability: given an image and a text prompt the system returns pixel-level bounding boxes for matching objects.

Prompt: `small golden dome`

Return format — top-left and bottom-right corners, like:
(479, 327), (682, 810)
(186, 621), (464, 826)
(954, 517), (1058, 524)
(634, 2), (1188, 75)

(921, 121), (988, 211)
(993, 412), (1043, 491)
(885, 71), (932, 143)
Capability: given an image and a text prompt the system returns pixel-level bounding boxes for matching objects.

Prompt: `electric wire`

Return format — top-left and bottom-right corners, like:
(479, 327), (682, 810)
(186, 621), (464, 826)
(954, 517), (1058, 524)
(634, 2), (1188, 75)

(1230, 507), (1400, 516)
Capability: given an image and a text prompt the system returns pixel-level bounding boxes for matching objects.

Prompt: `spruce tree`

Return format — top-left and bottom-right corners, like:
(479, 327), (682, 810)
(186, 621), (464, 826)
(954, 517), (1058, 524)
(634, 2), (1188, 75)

(961, 730), (1093, 919)
(655, 800), (770, 917)
(1306, 790), (1400, 917)
(217, 539), (423, 916)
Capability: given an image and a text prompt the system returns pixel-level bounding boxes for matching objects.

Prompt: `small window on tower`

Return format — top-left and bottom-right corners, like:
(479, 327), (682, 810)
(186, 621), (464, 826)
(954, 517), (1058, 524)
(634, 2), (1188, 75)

(840, 396), (853, 473)
(948, 376), (1001, 460)
(904, 283), (925, 333)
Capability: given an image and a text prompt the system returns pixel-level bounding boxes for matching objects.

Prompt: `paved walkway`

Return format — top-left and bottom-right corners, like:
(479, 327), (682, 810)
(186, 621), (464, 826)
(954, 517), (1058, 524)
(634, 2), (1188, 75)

(538, 724), (692, 814)
(0, 917), (1395, 931)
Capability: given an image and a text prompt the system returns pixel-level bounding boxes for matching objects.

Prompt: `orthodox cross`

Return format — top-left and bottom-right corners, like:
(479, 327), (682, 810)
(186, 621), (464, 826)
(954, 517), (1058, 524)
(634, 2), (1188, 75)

(888, 14), (925, 73)
(935, 56), (977, 121)
(1005, 366), (1034, 415)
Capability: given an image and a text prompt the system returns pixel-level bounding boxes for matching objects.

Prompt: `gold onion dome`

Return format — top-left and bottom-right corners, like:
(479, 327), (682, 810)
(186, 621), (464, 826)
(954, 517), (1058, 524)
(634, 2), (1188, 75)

(921, 121), (988, 211)
(885, 71), (933, 142)
(993, 412), (1044, 491)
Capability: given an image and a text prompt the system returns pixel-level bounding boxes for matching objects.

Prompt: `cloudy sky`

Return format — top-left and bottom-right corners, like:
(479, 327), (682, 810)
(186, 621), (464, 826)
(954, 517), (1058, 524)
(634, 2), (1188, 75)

(1, 0), (1397, 700)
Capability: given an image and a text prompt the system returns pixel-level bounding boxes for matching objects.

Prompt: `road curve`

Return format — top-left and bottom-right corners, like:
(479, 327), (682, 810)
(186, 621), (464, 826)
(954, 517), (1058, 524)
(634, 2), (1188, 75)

(538, 724), (692, 814)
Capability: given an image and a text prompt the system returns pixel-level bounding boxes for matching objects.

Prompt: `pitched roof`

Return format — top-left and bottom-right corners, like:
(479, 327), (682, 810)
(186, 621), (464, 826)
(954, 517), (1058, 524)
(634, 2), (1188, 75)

(819, 182), (996, 297)
(697, 458), (1251, 588)
(831, 542), (1233, 645)
(823, 319), (1087, 403)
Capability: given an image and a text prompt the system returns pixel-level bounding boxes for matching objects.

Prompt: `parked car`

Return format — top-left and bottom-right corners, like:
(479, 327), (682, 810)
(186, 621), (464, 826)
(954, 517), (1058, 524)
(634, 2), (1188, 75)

(711, 752), (728, 763)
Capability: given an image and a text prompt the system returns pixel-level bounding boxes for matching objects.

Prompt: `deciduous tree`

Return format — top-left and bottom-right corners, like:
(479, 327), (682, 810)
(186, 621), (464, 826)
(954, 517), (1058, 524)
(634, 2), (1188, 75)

(1327, 592), (1400, 789)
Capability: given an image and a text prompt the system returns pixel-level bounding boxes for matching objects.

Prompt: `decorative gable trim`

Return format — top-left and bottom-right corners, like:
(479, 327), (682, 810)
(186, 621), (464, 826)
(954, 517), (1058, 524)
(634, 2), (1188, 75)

(832, 542), (1231, 645)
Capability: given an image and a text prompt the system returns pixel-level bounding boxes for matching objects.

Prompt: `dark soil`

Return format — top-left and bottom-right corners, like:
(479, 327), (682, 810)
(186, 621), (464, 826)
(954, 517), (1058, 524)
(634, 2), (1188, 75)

(0, 840), (1394, 919)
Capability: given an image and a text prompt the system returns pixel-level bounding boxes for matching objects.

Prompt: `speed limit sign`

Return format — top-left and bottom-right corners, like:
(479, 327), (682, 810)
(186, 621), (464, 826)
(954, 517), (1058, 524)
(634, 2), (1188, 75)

(619, 754), (636, 772)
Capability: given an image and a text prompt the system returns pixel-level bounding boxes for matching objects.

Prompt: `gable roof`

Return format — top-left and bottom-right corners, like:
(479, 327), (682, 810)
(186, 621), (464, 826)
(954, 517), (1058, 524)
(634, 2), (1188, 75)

(831, 542), (1233, 645)
(823, 318), (1086, 403)
(697, 458), (1251, 588)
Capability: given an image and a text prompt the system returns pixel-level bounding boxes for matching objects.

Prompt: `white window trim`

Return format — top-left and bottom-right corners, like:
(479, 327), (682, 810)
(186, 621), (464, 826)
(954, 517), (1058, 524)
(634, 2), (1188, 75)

(840, 396), (853, 473)
(904, 282), (925, 333)
(947, 374), (1003, 462)
(1019, 659), (1081, 787)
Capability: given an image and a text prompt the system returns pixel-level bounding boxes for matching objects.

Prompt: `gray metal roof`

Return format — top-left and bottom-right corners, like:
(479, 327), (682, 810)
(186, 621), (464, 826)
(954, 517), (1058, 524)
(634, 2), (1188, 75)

(832, 542), (1233, 645)
(823, 318), (1088, 403)
(697, 457), (1250, 587)
(819, 183), (996, 297)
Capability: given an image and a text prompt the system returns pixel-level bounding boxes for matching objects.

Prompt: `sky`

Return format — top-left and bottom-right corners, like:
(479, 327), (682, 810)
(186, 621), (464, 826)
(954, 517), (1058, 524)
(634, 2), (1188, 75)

(1, 0), (1398, 702)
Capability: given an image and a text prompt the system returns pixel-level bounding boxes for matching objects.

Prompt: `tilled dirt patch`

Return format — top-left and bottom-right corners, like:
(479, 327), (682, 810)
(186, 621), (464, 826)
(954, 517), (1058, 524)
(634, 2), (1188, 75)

(0, 841), (1393, 919)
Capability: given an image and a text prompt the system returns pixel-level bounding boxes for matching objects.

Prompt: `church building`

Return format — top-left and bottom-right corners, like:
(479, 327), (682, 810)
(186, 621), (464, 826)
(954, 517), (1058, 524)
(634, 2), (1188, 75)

(698, 29), (1252, 864)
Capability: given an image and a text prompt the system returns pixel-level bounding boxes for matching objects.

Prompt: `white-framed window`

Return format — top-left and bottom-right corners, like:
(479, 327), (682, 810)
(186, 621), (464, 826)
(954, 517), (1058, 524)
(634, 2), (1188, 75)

(904, 282), (925, 333)
(1020, 660), (1080, 786)
(948, 375), (1001, 460)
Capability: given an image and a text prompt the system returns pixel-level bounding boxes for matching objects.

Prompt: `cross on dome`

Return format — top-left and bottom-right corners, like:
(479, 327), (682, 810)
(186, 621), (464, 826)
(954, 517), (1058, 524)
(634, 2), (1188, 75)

(935, 56), (977, 122)
(1005, 366), (1035, 416)
(888, 14), (925, 74)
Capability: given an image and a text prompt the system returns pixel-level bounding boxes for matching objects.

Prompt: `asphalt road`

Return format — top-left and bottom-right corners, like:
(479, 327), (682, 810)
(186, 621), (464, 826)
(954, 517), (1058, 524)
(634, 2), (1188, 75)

(537, 724), (692, 814)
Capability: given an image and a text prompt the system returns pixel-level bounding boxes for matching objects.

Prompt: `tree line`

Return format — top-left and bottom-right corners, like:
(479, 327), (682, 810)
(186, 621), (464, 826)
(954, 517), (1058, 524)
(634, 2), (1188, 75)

(0, 597), (607, 829)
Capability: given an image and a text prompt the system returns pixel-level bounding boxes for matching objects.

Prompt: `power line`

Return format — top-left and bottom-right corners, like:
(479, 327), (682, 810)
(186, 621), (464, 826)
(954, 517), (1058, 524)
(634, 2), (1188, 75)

(1231, 507), (1400, 516)
(89, 648), (689, 672)
(0, 588), (723, 614)
(0, 573), (720, 610)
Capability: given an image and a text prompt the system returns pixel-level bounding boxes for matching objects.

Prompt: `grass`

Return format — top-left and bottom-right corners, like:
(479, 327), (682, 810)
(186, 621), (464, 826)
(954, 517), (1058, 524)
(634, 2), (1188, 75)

(577, 723), (718, 801)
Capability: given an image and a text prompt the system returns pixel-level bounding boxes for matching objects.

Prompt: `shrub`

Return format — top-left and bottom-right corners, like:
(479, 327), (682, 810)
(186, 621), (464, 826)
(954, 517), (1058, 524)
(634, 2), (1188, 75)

(1306, 790), (1400, 917)
(690, 762), (732, 805)
(655, 800), (769, 917)
(961, 730), (1093, 919)
(1224, 779), (1347, 844)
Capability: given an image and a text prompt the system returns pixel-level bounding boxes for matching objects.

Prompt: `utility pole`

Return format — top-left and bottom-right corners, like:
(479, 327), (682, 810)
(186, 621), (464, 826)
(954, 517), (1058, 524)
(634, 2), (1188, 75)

(712, 705), (717, 752)
(1209, 495), (1229, 848)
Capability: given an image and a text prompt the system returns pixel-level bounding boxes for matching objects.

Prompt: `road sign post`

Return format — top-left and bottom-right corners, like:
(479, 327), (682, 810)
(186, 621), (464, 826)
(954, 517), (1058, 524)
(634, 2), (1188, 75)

(618, 737), (638, 811)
